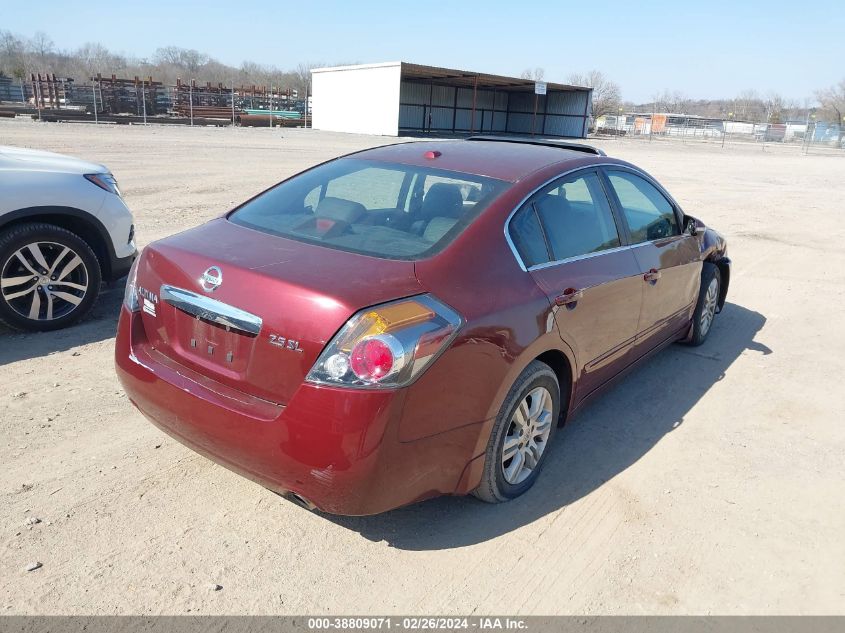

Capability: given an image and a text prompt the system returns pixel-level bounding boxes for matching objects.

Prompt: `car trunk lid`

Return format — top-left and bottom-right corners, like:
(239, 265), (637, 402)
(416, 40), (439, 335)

(135, 218), (423, 404)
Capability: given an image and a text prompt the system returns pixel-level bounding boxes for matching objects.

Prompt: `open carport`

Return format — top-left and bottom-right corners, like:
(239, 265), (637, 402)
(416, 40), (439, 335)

(311, 62), (592, 138)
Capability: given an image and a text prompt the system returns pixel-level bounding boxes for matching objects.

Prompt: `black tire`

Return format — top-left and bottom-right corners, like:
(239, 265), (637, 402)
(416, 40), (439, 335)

(686, 262), (721, 347)
(0, 222), (102, 332)
(473, 360), (561, 503)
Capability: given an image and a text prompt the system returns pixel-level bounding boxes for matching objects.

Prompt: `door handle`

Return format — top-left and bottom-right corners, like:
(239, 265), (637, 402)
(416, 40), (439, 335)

(644, 268), (662, 283)
(555, 288), (583, 307)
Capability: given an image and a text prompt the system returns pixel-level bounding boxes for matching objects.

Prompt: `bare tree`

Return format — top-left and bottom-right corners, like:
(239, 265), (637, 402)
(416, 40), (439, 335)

(181, 49), (209, 74)
(292, 61), (325, 97)
(29, 31), (54, 68)
(152, 46), (209, 80)
(733, 89), (759, 120)
(568, 70), (621, 119)
(763, 92), (787, 123)
(816, 79), (845, 141)
(76, 42), (118, 77)
(519, 67), (545, 81)
(650, 90), (693, 115)
(0, 30), (27, 79)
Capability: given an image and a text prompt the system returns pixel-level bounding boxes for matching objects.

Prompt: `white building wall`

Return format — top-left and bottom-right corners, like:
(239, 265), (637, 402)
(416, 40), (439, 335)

(312, 62), (402, 136)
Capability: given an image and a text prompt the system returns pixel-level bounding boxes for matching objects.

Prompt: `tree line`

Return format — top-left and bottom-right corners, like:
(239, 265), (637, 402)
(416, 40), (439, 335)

(1, 29), (842, 126)
(0, 29), (326, 96)
(522, 67), (844, 126)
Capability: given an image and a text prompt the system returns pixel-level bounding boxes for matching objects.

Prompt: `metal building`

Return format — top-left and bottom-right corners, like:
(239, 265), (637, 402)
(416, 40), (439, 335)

(311, 62), (592, 138)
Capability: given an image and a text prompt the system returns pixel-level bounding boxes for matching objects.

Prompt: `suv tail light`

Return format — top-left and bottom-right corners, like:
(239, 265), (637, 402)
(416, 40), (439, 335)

(306, 295), (462, 389)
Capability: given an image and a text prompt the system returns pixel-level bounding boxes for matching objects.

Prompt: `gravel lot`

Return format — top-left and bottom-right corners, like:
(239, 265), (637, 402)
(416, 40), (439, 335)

(1, 119), (843, 615)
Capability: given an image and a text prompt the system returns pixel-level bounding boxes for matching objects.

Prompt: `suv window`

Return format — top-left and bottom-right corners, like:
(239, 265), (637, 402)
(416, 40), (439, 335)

(606, 170), (680, 243)
(509, 171), (621, 267)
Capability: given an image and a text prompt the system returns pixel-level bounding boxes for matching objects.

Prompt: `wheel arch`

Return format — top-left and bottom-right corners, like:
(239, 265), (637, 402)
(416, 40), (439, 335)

(534, 348), (575, 425)
(0, 206), (114, 279)
(484, 333), (578, 427)
(454, 337), (578, 497)
(712, 256), (730, 310)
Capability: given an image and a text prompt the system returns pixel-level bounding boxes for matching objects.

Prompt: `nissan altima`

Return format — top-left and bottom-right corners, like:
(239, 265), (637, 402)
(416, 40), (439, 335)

(115, 137), (730, 515)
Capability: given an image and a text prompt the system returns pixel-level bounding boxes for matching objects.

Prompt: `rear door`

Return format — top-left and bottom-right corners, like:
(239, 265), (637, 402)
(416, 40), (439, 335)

(601, 168), (701, 352)
(508, 168), (642, 402)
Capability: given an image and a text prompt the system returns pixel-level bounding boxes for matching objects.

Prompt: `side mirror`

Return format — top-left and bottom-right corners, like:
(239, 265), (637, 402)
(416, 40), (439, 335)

(683, 215), (700, 236)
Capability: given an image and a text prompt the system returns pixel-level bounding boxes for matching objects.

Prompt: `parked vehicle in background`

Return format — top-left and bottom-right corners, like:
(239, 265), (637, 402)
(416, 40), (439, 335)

(0, 146), (136, 331)
(754, 123), (786, 142)
(115, 137), (730, 515)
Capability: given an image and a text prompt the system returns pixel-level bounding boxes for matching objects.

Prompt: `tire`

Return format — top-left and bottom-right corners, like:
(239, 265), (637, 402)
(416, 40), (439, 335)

(473, 360), (561, 503)
(686, 262), (721, 347)
(0, 222), (102, 332)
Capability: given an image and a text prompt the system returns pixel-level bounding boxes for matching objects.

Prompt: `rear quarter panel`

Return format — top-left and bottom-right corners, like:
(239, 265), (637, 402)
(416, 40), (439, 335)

(405, 169), (585, 444)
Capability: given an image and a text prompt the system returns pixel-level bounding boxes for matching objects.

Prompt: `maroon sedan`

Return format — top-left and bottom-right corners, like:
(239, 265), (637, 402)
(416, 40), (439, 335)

(115, 137), (729, 515)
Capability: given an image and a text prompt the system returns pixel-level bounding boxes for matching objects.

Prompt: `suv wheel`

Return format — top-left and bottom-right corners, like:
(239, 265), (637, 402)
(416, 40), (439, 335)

(474, 360), (560, 503)
(0, 223), (102, 332)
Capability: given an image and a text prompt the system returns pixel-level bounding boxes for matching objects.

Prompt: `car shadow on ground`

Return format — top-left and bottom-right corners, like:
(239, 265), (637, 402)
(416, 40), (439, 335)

(0, 283), (124, 366)
(324, 302), (770, 550)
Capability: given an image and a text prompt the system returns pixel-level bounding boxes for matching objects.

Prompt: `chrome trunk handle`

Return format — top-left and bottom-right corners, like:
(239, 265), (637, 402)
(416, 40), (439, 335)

(160, 285), (262, 336)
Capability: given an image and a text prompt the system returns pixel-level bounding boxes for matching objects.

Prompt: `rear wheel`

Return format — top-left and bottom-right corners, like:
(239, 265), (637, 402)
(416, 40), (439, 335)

(0, 223), (102, 332)
(687, 262), (721, 347)
(474, 360), (560, 503)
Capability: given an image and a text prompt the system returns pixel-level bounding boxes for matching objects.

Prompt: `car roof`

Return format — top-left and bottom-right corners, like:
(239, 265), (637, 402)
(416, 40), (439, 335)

(350, 138), (610, 183)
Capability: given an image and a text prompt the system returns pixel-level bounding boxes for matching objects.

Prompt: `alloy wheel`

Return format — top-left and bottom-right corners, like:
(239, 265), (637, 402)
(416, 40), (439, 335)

(501, 386), (554, 485)
(1, 241), (89, 322)
(699, 277), (719, 337)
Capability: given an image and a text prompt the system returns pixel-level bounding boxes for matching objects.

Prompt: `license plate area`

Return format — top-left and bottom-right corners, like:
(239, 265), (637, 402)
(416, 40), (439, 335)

(177, 314), (253, 374)
(159, 285), (263, 377)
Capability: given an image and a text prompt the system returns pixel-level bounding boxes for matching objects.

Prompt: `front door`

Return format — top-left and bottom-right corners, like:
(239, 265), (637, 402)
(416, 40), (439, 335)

(602, 168), (702, 352)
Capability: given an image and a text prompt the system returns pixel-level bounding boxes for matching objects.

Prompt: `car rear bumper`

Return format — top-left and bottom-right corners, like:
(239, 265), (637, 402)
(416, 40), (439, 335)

(115, 307), (483, 515)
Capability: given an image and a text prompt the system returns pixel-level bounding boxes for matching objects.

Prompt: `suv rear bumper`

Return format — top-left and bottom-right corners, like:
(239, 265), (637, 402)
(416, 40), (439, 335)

(107, 250), (137, 282)
(115, 307), (482, 515)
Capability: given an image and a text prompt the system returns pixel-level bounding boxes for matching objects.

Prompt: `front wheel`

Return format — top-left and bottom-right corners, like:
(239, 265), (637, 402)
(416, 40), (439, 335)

(0, 223), (102, 332)
(687, 262), (721, 347)
(473, 360), (560, 503)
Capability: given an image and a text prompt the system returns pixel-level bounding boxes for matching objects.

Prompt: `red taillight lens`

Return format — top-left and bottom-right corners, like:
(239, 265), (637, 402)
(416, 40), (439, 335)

(306, 295), (463, 389)
(350, 337), (394, 381)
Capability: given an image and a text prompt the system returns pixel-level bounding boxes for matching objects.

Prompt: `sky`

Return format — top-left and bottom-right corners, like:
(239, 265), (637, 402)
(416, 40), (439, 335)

(2, 0), (843, 103)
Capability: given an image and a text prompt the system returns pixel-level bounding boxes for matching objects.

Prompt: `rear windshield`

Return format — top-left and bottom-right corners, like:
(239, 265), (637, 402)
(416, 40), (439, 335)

(228, 158), (508, 259)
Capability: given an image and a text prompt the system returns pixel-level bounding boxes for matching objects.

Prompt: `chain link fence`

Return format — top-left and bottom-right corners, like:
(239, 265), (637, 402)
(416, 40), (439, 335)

(592, 113), (845, 154)
(1, 74), (311, 127)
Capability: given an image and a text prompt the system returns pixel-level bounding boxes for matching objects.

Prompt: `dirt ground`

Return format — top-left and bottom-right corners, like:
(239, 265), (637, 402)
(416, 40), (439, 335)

(1, 119), (843, 615)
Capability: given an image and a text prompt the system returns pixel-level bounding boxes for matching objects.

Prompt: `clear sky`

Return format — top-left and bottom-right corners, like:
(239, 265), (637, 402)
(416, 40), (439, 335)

(2, 0), (843, 103)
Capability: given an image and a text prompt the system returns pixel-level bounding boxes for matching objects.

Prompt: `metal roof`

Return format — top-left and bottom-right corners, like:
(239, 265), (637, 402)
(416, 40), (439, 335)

(400, 62), (589, 93)
(312, 61), (591, 94)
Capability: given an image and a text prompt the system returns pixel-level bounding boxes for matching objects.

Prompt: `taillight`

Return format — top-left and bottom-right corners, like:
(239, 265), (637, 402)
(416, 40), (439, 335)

(306, 294), (462, 389)
(123, 256), (140, 312)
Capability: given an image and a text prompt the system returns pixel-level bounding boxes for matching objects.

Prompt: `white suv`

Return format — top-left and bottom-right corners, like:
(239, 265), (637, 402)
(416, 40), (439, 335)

(0, 146), (137, 331)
